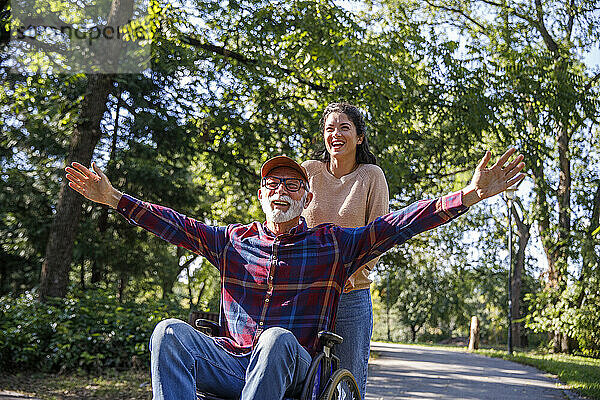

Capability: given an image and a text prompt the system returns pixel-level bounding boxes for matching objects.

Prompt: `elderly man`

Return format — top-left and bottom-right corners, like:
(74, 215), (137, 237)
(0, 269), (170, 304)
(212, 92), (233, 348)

(65, 150), (524, 400)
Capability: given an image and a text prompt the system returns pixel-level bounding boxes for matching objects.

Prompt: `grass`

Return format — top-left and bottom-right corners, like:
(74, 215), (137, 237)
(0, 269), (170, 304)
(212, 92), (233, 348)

(473, 348), (600, 400)
(0, 369), (151, 400)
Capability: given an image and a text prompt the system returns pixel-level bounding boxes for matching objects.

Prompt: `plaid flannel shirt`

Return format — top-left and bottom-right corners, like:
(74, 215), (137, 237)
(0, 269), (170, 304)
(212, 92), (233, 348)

(116, 191), (467, 355)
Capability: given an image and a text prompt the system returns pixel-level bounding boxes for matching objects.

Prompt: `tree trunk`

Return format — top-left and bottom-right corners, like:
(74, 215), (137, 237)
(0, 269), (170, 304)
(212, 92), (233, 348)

(161, 250), (196, 300)
(39, 75), (114, 300)
(187, 264), (194, 309)
(79, 259), (86, 290)
(512, 201), (531, 348)
(530, 159), (558, 285)
(39, 0), (135, 301)
(555, 121), (571, 289)
(195, 281), (206, 308)
(410, 325), (418, 342)
(468, 316), (480, 351)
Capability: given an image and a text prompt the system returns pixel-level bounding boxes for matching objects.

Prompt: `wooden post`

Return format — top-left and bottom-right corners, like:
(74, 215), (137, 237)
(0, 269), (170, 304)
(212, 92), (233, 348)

(468, 316), (480, 351)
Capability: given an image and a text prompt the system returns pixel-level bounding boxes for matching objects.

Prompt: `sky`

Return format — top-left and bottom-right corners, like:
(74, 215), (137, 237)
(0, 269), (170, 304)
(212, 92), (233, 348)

(584, 47), (600, 70)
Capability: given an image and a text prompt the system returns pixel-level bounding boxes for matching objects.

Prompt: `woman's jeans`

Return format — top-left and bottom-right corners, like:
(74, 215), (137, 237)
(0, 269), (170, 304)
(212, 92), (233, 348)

(149, 318), (311, 400)
(334, 288), (373, 400)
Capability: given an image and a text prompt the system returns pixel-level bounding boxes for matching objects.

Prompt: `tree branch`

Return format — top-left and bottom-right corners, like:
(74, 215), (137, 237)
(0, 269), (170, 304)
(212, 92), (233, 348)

(181, 35), (329, 92)
(566, 0), (575, 41)
(584, 71), (600, 92)
(477, 0), (504, 8)
(180, 255), (197, 270)
(512, 198), (531, 239)
(424, 0), (487, 32)
(424, 166), (473, 180)
(534, 0), (560, 56)
(182, 36), (256, 65)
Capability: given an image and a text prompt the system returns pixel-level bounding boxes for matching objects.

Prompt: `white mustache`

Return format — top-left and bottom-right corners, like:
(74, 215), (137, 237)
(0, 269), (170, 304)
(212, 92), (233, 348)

(270, 194), (293, 203)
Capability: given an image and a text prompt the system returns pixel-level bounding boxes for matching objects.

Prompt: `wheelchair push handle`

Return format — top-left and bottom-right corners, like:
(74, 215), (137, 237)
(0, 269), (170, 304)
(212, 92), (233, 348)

(317, 331), (343, 356)
(195, 318), (220, 336)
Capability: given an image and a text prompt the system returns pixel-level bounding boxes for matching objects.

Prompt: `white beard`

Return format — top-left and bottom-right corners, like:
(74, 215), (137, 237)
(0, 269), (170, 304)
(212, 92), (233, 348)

(261, 192), (307, 223)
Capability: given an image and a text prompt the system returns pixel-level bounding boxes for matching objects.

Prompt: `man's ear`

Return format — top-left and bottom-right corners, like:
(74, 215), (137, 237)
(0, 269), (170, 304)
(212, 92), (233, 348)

(304, 191), (314, 208)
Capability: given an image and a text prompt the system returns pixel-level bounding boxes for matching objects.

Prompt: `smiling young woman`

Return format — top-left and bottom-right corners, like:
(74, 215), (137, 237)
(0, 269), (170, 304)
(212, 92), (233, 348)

(301, 102), (389, 400)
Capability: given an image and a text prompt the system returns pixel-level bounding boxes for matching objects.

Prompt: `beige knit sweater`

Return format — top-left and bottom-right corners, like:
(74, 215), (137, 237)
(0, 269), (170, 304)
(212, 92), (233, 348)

(301, 160), (390, 291)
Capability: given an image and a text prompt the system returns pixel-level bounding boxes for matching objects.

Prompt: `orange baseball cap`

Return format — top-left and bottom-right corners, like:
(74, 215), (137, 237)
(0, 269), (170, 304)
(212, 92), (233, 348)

(260, 155), (309, 183)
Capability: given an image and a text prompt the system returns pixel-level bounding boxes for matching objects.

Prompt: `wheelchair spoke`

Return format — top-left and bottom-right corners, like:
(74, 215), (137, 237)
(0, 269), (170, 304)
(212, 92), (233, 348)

(320, 369), (360, 400)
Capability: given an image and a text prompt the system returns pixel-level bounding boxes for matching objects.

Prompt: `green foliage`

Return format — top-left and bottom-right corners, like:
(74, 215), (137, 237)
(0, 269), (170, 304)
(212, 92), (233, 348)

(1, 73), (80, 293)
(526, 279), (600, 357)
(0, 289), (186, 372)
(375, 246), (455, 342)
(376, 0), (600, 356)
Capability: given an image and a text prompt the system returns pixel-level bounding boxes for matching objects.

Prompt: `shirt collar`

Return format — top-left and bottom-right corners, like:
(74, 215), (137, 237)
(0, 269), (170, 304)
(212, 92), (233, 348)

(261, 217), (308, 237)
(290, 217), (308, 234)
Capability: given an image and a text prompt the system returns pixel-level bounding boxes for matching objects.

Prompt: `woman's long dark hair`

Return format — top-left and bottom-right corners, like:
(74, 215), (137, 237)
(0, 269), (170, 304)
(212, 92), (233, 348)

(316, 102), (377, 165)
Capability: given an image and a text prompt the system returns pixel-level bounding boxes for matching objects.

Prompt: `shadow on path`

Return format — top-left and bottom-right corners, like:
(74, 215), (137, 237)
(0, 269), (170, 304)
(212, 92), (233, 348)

(366, 342), (579, 400)
(0, 392), (39, 400)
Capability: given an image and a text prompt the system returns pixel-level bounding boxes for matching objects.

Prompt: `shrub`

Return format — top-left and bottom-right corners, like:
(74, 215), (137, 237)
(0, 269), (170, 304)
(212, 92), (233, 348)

(0, 288), (186, 372)
(525, 282), (600, 358)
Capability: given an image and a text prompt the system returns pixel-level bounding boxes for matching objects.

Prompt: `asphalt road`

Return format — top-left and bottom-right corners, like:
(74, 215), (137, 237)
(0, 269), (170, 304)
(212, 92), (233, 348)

(366, 342), (583, 400)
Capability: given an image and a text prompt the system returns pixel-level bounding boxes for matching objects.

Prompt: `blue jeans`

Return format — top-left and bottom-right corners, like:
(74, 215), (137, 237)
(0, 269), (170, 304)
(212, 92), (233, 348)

(334, 289), (372, 400)
(149, 319), (311, 400)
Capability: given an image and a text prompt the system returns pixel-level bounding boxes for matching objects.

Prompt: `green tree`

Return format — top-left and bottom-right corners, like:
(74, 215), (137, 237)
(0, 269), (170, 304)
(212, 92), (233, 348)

(382, 0), (600, 353)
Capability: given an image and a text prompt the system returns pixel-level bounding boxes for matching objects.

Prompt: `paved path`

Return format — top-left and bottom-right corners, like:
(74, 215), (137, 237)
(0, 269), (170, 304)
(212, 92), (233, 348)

(366, 342), (582, 400)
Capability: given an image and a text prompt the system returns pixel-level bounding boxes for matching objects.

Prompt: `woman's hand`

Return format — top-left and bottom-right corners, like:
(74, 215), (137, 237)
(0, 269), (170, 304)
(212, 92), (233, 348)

(65, 162), (123, 209)
(462, 148), (525, 207)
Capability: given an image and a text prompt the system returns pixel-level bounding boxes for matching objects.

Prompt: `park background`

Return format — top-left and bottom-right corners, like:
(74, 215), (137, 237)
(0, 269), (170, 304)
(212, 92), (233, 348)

(1, 0), (599, 397)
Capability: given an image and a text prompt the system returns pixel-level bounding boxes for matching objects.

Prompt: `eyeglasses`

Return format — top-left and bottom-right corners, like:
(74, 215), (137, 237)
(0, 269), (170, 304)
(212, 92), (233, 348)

(262, 177), (306, 192)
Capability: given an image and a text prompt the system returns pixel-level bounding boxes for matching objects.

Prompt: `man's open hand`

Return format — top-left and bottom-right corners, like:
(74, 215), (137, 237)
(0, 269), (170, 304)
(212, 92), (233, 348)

(65, 162), (122, 209)
(462, 148), (525, 207)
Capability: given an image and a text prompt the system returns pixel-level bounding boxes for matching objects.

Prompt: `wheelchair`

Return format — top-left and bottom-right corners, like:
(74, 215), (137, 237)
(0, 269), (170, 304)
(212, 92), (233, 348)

(194, 318), (361, 400)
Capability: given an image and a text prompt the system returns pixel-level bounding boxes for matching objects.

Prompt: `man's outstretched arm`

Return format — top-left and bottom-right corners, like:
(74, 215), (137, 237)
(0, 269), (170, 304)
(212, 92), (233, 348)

(338, 147), (526, 272)
(65, 162), (123, 208)
(65, 162), (227, 266)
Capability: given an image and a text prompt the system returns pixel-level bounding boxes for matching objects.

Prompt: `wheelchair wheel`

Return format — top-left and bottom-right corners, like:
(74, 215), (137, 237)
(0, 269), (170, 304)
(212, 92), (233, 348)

(319, 368), (360, 400)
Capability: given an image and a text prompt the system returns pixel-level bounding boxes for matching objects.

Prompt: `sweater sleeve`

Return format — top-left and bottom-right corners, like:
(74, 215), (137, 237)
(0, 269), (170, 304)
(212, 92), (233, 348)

(365, 166), (390, 225)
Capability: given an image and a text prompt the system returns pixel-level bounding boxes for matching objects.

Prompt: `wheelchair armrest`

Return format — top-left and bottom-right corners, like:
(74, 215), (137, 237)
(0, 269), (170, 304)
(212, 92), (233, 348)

(195, 318), (220, 336)
(318, 330), (343, 349)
